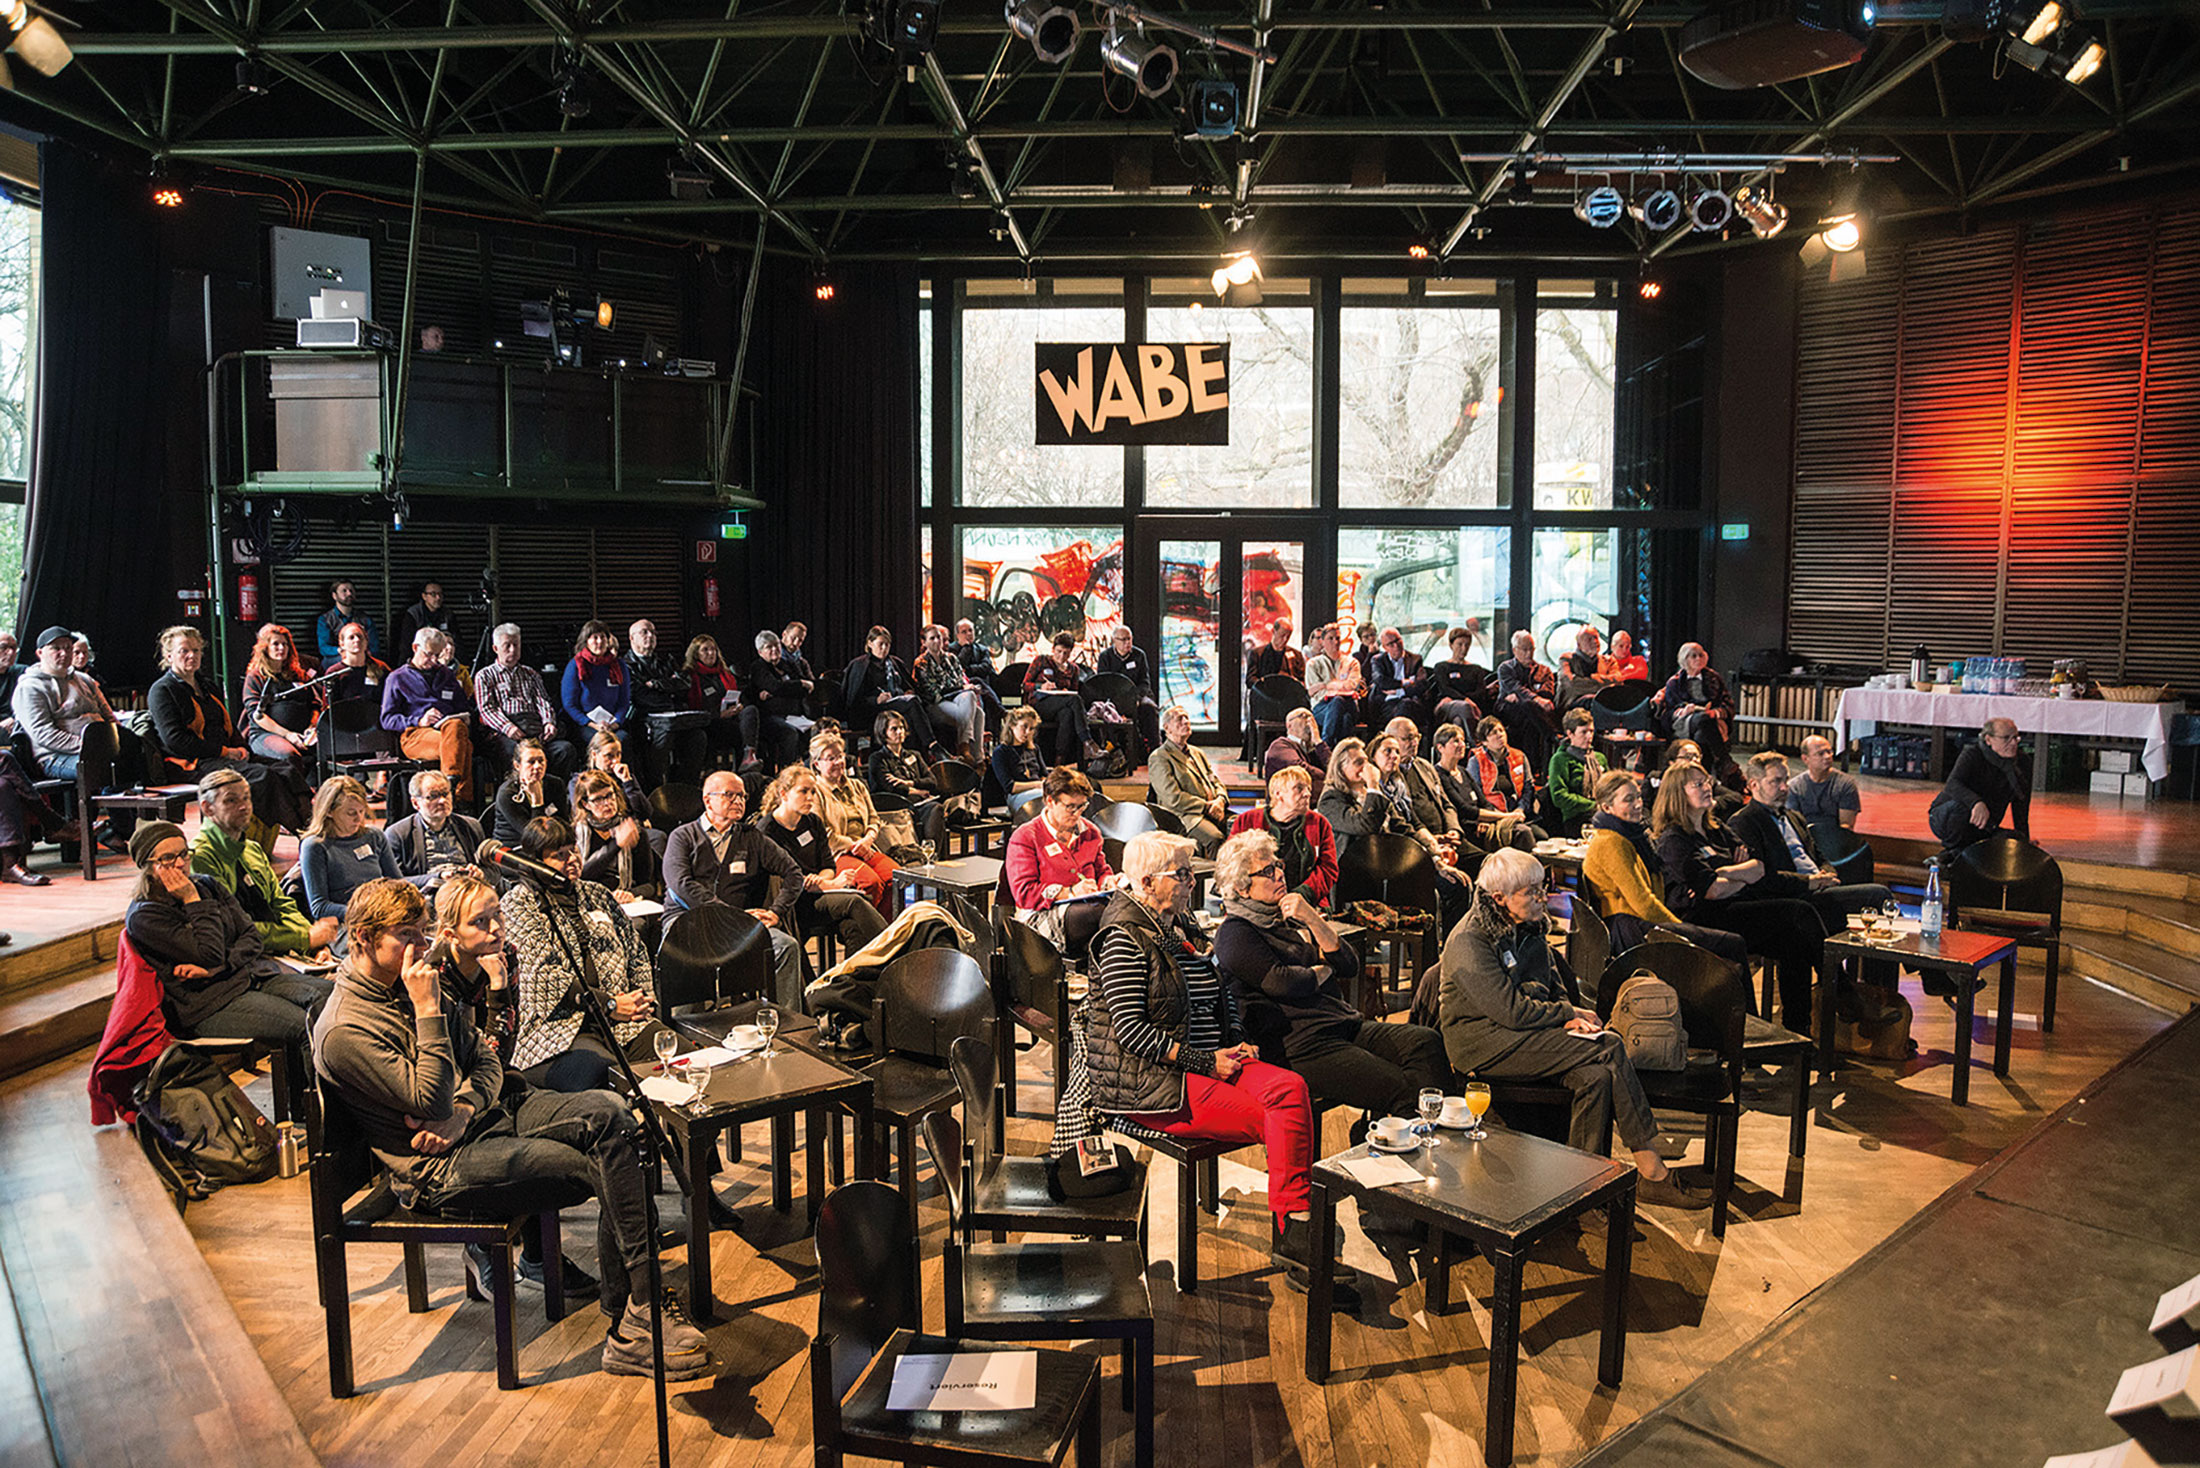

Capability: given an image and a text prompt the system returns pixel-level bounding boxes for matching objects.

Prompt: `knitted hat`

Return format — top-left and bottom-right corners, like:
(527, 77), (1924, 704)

(128, 821), (185, 869)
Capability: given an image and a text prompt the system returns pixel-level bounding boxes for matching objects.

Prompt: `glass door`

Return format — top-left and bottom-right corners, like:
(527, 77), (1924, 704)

(1134, 520), (1307, 740)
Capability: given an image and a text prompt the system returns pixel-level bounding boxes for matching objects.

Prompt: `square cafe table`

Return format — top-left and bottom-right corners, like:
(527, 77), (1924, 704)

(645, 1026), (874, 1321)
(1820, 925), (2018, 1105)
(1304, 1128), (1638, 1468)
(890, 853), (1004, 909)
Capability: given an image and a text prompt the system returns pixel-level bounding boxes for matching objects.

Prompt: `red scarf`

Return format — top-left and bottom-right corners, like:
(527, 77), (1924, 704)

(578, 647), (625, 684)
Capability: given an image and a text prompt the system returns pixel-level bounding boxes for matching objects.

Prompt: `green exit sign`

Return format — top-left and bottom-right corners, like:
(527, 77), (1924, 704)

(1719, 522), (1750, 542)
(720, 521), (748, 540)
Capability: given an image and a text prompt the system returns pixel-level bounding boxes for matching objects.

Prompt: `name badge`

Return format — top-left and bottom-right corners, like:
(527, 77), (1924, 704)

(1045, 842), (1063, 858)
(584, 910), (614, 934)
(353, 844), (375, 860)
(797, 831), (814, 846)
(731, 859), (747, 874)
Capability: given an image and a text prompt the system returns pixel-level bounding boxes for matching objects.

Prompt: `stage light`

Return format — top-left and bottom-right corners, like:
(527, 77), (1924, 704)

(868, 0), (941, 62)
(1630, 186), (1682, 233)
(1187, 77), (1238, 139)
(2005, 1), (2063, 47)
(555, 53), (594, 118)
(149, 160), (183, 209)
(1211, 249), (1261, 306)
(2064, 39), (2105, 83)
(1689, 184), (1733, 232)
(1822, 212), (1862, 252)
(1574, 184), (1624, 229)
(812, 267), (837, 303)
(235, 56), (273, 96)
(1406, 237), (1433, 261)
(667, 157), (712, 201)
(1733, 182), (1788, 240)
(1, 2), (70, 78)
(1638, 279), (1662, 300)
(1102, 22), (1177, 98)
(1006, 0), (1079, 64)
(595, 298), (615, 330)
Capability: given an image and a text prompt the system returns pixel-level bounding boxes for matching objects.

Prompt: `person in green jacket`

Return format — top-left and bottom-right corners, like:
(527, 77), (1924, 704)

(1544, 708), (1607, 838)
(189, 768), (339, 956)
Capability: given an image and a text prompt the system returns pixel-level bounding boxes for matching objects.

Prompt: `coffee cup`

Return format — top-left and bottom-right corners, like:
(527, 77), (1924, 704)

(1369, 1116), (1415, 1147)
(1440, 1097), (1472, 1127)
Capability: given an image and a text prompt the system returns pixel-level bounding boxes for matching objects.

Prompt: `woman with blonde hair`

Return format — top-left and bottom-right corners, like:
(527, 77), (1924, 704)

(807, 732), (902, 909)
(150, 623), (309, 829)
(298, 775), (406, 955)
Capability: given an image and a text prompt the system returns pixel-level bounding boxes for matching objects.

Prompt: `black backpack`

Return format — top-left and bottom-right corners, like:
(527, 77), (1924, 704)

(133, 1043), (280, 1208)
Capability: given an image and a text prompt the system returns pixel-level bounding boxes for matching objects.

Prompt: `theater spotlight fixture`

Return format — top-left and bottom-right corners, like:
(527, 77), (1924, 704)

(1689, 183), (1733, 232)
(1639, 278), (1662, 300)
(1574, 184), (1624, 229)
(1630, 186), (1683, 233)
(2004, 1), (2064, 48)
(1006, 0), (1080, 64)
(1821, 212), (1863, 252)
(812, 267), (837, 303)
(1187, 77), (1239, 139)
(1405, 236), (1433, 261)
(1212, 249), (1262, 306)
(1999, 0), (2106, 86)
(149, 160), (184, 210)
(1102, 21), (1178, 98)
(1, 1), (70, 78)
(867, 0), (941, 63)
(1732, 182), (1788, 239)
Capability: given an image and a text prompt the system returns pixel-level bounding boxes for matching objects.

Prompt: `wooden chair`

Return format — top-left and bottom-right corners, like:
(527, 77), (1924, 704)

(948, 1034), (1148, 1249)
(925, 1111), (1156, 1468)
(1948, 835), (2064, 1032)
(305, 1076), (580, 1396)
(811, 1180), (1104, 1468)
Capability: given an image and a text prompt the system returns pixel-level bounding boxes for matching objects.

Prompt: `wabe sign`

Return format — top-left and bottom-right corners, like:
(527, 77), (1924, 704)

(1034, 341), (1230, 446)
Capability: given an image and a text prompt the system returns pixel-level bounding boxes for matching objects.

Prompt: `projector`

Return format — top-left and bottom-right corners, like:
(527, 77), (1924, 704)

(1679, 0), (1873, 89)
(296, 317), (397, 350)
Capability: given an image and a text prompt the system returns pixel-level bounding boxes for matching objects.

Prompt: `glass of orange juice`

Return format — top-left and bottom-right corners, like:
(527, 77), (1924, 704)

(1463, 1081), (1492, 1140)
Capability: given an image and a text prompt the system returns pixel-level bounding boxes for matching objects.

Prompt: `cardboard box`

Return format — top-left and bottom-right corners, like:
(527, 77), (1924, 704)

(2090, 771), (2126, 795)
(2099, 749), (2135, 775)
(2124, 773), (2152, 799)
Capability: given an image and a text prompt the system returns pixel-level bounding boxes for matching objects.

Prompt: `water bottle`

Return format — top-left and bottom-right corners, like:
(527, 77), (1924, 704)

(1920, 859), (1944, 942)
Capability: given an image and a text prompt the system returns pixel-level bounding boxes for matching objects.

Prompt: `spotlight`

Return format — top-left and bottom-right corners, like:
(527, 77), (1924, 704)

(1689, 184), (1733, 232)
(1821, 212), (1863, 252)
(149, 160), (183, 209)
(1, 1), (69, 78)
(595, 298), (614, 330)
(1211, 249), (1261, 306)
(2064, 38), (2105, 83)
(555, 53), (594, 118)
(812, 267), (837, 303)
(1639, 278), (1662, 300)
(1005, 0), (1079, 65)
(1187, 77), (1239, 139)
(1630, 186), (1682, 233)
(868, 0), (941, 62)
(2003, 1), (2063, 47)
(1406, 236), (1433, 261)
(1574, 184), (1624, 229)
(235, 55), (273, 96)
(1102, 23), (1177, 98)
(667, 157), (712, 201)
(1732, 182), (1788, 240)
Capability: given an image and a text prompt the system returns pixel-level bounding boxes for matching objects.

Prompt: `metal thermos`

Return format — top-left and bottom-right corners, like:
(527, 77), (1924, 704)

(1910, 643), (1930, 686)
(277, 1121), (304, 1178)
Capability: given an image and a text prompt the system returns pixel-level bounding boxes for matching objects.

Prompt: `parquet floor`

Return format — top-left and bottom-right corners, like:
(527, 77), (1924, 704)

(172, 965), (2174, 1468)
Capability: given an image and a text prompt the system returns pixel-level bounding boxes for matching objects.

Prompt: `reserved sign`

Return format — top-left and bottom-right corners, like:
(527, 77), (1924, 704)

(885, 1351), (1039, 1412)
(1035, 341), (1230, 445)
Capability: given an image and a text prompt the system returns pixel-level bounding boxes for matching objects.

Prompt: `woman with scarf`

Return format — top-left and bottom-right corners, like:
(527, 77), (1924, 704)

(561, 620), (631, 742)
(1066, 830), (1358, 1302)
(684, 633), (762, 772)
(1226, 765), (1338, 907)
(843, 626), (937, 755)
(1211, 829), (1449, 1129)
(1652, 641), (1736, 772)
(501, 816), (658, 1093)
(1437, 847), (1708, 1210)
(148, 623), (310, 831)
(569, 768), (666, 904)
(1578, 772), (1748, 963)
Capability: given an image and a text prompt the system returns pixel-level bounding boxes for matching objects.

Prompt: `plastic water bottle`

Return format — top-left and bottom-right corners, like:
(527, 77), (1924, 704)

(1920, 859), (1944, 942)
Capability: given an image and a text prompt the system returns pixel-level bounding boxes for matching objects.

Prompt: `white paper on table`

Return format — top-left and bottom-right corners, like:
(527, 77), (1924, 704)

(2108, 1345), (2200, 1418)
(678, 1044), (749, 1067)
(885, 1351), (1038, 1412)
(1334, 1153), (1428, 1189)
(621, 898), (667, 919)
(638, 1075), (691, 1105)
(2152, 1272), (2200, 1336)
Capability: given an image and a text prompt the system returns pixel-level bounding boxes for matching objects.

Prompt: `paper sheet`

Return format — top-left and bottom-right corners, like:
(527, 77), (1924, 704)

(1334, 1153), (1428, 1188)
(2152, 1271), (2200, 1336)
(885, 1351), (1038, 1412)
(638, 1075), (693, 1105)
(621, 898), (667, 919)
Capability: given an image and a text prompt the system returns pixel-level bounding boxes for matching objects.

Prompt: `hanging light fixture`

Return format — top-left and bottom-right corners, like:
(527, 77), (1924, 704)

(1630, 183), (1682, 233)
(1732, 182), (1788, 240)
(1, 1), (70, 78)
(1006, 0), (1080, 64)
(1102, 20), (1177, 98)
(1688, 180), (1733, 232)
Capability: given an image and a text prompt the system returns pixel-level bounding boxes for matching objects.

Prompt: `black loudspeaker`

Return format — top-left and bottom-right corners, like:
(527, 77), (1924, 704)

(1679, 0), (1873, 89)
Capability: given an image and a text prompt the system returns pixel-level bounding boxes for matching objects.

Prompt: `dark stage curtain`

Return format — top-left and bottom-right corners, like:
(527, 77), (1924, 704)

(18, 144), (178, 689)
(737, 258), (920, 670)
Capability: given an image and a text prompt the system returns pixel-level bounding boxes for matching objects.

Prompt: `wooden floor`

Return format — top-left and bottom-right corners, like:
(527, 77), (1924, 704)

(1850, 774), (2200, 873)
(157, 964), (2173, 1468)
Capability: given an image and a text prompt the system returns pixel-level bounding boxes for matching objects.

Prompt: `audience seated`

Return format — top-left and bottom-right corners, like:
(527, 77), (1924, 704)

(911, 624), (984, 761)
(1545, 709), (1607, 838)
(431, 874), (517, 1066)
(382, 770), (485, 893)
(624, 618), (695, 787)
(1366, 731), (1472, 923)
(1212, 828), (1449, 1127)
(1664, 739), (1748, 818)
(474, 623), (580, 780)
(809, 732), (903, 908)
(1023, 630), (1103, 767)
(991, 706), (1048, 804)
(125, 819), (334, 1042)
(1465, 717), (1548, 842)
(748, 630), (813, 770)
(0, 630), (20, 730)
(150, 623), (310, 832)
(583, 729), (649, 811)
(841, 625), (936, 756)
(1096, 624), (1163, 760)
(561, 620), (632, 746)
(1381, 717), (1485, 874)
(1263, 707), (1331, 802)
(381, 627), (476, 803)
(1245, 619), (1307, 760)
(948, 618), (1007, 732)
(393, 580), (454, 659)
(752, 766), (888, 969)
(662, 771), (806, 1006)
(491, 739), (567, 846)
(1228, 766), (1338, 907)
(664, 633), (754, 774)
(866, 710), (948, 851)
(1316, 737), (1389, 867)
(300, 776), (406, 956)
(1304, 624), (1365, 746)
(1494, 629), (1560, 766)
(1928, 717), (2033, 853)
(240, 623), (321, 770)
(1599, 628), (1649, 683)
(1003, 767), (1112, 949)
(1150, 704), (1230, 855)
(310, 877), (711, 1380)
(1435, 849), (1706, 1209)
(1576, 772), (1749, 962)
(314, 578), (379, 663)
(499, 817), (656, 1091)
(1363, 627), (1425, 730)
(1424, 625), (1489, 731)
(1556, 627), (1613, 709)
(14, 625), (141, 848)
(324, 621), (390, 705)
(778, 621), (820, 689)
(0, 745), (71, 885)
(571, 769), (667, 904)
(1652, 642), (1736, 774)
(191, 768), (338, 955)
(1788, 733), (1861, 850)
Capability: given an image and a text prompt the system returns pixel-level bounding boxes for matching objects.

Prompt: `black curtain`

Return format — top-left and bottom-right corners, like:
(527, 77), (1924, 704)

(733, 258), (920, 672)
(19, 144), (181, 690)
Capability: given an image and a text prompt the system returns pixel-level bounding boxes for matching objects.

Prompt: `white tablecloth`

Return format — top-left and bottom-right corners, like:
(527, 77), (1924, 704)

(1834, 688), (2181, 781)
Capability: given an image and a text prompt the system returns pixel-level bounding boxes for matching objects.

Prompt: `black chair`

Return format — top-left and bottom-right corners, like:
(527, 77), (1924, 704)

(811, 1179), (1104, 1468)
(647, 781), (704, 835)
(1080, 670), (1143, 766)
(924, 1111), (1156, 1468)
(321, 697), (423, 820)
(1333, 833), (1442, 1013)
(1948, 834), (2063, 1032)
(1591, 679), (1656, 733)
(863, 948), (997, 1245)
(1566, 897), (1614, 1000)
(1142, 801), (1186, 836)
(948, 1034), (1148, 1249)
(1008, 786), (1046, 826)
(1598, 940), (1751, 1237)
(932, 758), (1009, 856)
(994, 912), (1073, 1120)
(1248, 673), (1310, 756)
(1090, 801), (1157, 846)
(993, 661), (1031, 710)
(655, 901), (777, 1015)
(306, 1076), (580, 1396)
(1815, 823), (1876, 885)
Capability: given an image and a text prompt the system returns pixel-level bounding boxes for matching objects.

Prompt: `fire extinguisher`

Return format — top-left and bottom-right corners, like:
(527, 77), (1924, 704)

(237, 569), (261, 622)
(701, 573), (720, 620)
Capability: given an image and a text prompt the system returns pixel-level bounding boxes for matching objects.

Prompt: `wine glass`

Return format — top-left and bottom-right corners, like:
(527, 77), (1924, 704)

(1463, 1082), (1492, 1141)
(756, 1002), (781, 1057)
(918, 840), (937, 867)
(1416, 1088), (1444, 1152)
(685, 1057), (715, 1116)
(653, 1028), (678, 1076)
(1880, 896), (1903, 939)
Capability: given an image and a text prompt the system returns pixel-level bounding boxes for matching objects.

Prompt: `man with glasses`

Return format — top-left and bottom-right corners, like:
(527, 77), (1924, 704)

(384, 771), (487, 892)
(1928, 717), (2033, 853)
(663, 771), (805, 1007)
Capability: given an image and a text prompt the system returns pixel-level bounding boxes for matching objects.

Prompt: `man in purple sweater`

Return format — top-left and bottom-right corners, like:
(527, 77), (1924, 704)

(380, 627), (474, 802)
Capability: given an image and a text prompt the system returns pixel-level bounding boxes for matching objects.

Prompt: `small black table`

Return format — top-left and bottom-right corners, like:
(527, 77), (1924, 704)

(1820, 926), (2017, 1105)
(891, 853), (1004, 909)
(1304, 1128), (1637, 1468)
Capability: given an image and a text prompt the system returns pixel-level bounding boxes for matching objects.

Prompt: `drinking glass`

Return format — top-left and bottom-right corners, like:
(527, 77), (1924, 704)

(1881, 897), (1903, 936)
(653, 1028), (678, 1075)
(918, 841), (937, 866)
(1463, 1082), (1492, 1141)
(686, 1058), (715, 1115)
(756, 1002), (781, 1057)
(1416, 1088), (1444, 1152)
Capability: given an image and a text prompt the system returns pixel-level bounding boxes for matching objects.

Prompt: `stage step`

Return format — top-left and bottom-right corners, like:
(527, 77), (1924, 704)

(2060, 930), (2200, 1014)
(2064, 892), (2200, 962)
(0, 964), (116, 1082)
(0, 920), (121, 1000)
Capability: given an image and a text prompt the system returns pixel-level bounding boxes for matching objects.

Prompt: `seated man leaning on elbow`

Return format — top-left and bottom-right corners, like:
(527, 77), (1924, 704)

(190, 768), (340, 957)
(1437, 847), (1708, 1211)
(311, 878), (713, 1380)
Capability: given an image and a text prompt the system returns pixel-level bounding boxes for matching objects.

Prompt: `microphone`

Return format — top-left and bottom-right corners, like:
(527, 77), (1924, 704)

(475, 838), (574, 892)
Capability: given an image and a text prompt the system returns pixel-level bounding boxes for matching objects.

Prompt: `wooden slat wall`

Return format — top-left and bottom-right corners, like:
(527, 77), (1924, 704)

(1789, 195), (2200, 690)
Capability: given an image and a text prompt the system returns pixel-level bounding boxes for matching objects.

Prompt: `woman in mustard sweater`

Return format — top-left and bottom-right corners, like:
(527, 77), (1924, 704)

(1578, 771), (1748, 963)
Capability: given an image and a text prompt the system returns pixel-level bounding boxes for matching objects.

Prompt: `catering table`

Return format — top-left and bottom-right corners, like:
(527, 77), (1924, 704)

(1834, 687), (2179, 782)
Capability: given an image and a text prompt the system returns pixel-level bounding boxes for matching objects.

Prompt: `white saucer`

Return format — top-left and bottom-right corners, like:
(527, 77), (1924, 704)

(1366, 1134), (1421, 1153)
(1434, 1116), (1483, 1131)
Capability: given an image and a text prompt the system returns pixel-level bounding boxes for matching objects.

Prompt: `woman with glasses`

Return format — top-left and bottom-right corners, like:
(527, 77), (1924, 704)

(1927, 717), (2032, 853)
(123, 820), (333, 1041)
(569, 768), (666, 904)
(1211, 829), (1449, 1131)
(500, 816), (658, 1092)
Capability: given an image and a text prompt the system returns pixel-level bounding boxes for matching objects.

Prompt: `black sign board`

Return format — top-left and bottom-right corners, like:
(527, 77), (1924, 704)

(1034, 341), (1230, 446)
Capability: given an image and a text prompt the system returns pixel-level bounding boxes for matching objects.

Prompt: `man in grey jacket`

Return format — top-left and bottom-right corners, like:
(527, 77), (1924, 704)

(311, 877), (712, 1380)
(12, 626), (142, 846)
(1436, 848), (1706, 1210)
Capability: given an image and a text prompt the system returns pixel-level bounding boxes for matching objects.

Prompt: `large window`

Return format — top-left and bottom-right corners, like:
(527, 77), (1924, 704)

(1530, 527), (1614, 664)
(958, 524), (1124, 668)
(959, 290), (1124, 508)
(1337, 526), (1510, 666)
(0, 199), (37, 632)
(1145, 289), (1315, 509)
(1534, 303), (1617, 509)
(1337, 295), (1503, 509)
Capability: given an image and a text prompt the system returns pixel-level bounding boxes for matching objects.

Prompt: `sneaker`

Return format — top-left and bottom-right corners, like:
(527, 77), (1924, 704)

(517, 1252), (597, 1294)
(603, 1296), (713, 1380)
(1636, 1174), (1713, 1210)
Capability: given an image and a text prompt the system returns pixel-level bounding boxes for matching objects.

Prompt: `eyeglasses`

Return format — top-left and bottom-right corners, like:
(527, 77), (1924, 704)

(148, 851), (191, 869)
(1251, 861), (1285, 879)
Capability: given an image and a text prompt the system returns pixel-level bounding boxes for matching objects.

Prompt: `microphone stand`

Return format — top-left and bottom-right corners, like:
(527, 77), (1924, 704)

(529, 880), (676, 1468)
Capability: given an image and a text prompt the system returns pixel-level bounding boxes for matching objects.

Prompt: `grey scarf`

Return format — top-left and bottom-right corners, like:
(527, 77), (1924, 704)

(1221, 893), (1283, 928)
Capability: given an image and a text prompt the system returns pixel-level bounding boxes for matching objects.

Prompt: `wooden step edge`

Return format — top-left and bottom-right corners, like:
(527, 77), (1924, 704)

(0, 986), (112, 1083)
(0, 923), (125, 1000)
(2064, 947), (2200, 1016)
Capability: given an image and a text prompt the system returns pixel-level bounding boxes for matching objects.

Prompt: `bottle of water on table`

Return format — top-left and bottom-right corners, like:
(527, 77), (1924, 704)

(1920, 858), (1943, 942)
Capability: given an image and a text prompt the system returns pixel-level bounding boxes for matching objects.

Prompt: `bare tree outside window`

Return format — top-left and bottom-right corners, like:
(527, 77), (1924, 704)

(0, 201), (37, 631)
(961, 305), (1124, 507)
(1534, 307), (1617, 509)
(1145, 305), (1315, 509)
(1338, 307), (1503, 509)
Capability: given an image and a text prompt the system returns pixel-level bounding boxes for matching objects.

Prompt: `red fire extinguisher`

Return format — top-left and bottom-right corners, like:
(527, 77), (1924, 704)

(237, 569), (261, 622)
(701, 573), (720, 620)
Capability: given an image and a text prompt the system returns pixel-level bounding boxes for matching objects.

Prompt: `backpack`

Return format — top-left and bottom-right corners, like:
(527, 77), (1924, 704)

(132, 1043), (280, 1208)
(1609, 971), (1687, 1072)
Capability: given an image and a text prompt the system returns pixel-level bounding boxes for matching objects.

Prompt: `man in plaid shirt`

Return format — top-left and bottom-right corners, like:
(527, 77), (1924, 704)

(472, 623), (579, 780)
